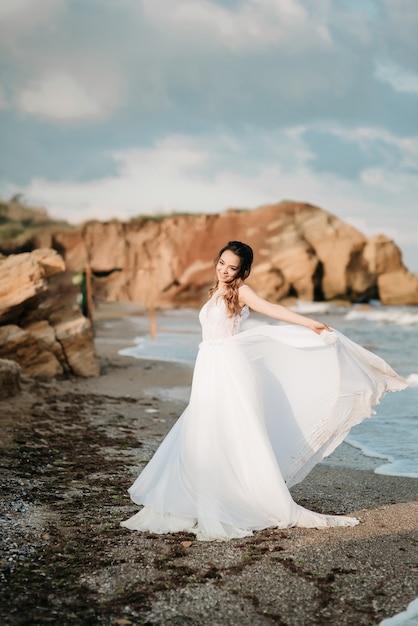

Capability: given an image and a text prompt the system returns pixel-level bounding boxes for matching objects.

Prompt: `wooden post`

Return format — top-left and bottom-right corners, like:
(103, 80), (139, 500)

(148, 279), (157, 340)
(149, 304), (157, 340)
(85, 263), (94, 322)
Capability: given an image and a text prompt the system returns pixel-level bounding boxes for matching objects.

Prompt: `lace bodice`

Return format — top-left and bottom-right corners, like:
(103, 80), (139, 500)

(199, 291), (249, 341)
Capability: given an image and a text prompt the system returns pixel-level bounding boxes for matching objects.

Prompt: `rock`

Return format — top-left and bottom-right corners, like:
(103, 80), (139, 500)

(54, 318), (99, 377)
(363, 234), (403, 274)
(0, 250), (99, 377)
(0, 249), (65, 324)
(362, 234), (418, 304)
(0, 324), (63, 377)
(3, 202), (417, 307)
(0, 358), (21, 399)
(52, 201), (396, 306)
(378, 270), (418, 305)
(295, 208), (369, 300)
(31, 248), (67, 277)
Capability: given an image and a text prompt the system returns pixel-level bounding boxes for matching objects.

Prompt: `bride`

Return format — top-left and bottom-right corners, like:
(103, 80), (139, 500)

(121, 241), (407, 541)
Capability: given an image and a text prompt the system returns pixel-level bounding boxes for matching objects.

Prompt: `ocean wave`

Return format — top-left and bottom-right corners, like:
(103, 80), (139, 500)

(345, 436), (390, 462)
(345, 434), (418, 479)
(345, 307), (418, 326)
(374, 462), (418, 479)
(290, 301), (348, 315)
(406, 373), (418, 387)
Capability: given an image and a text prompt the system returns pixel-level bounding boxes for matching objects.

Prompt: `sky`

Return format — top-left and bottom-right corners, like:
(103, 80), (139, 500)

(0, 0), (417, 271)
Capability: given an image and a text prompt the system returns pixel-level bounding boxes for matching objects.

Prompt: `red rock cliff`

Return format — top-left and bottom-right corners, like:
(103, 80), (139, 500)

(47, 201), (418, 308)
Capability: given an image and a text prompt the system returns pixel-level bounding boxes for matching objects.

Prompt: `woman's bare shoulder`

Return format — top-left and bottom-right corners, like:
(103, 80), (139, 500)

(238, 284), (258, 305)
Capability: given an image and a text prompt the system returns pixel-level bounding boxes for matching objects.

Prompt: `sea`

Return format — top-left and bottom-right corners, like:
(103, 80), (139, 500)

(119, 299), (418, 480)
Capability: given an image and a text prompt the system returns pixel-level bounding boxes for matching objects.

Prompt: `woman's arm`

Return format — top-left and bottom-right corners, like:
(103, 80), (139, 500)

(239, 285), (332, 334)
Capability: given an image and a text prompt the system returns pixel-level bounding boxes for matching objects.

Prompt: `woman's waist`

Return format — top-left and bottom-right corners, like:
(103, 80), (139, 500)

(199, 336), (235, 346)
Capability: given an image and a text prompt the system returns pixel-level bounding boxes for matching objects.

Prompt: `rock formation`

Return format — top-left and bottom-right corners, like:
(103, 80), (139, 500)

(1, 201), (417, 308)
(49, 202), (418, 308)
(0, 358), (21, 399)
(364, 234), (418, 305)
(0, 249), (99, 378)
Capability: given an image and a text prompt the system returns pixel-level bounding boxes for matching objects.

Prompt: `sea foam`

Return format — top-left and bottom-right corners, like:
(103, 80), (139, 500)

(406, 373), (418, 387)
(345, 307), (418, 326)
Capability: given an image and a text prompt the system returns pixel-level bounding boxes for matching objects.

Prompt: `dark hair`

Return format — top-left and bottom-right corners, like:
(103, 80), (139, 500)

(216, 241), (253, 280)
(209, 241), (254, 315)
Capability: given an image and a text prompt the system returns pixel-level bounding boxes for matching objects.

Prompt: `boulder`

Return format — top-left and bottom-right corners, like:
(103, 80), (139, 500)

(0, 248), (66, 324)
(55, 318), (99, 377)
(363, 234), (403, 274)
(0, 324), (63, 377)
(0, 250), (99, 377)
(0, 358), (21, 399)
(362, 234), (418, 304)
(378, 270), (418, 305)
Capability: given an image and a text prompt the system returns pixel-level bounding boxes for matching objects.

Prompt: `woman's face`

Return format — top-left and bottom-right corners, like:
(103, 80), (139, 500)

(216, 250), (241, 285)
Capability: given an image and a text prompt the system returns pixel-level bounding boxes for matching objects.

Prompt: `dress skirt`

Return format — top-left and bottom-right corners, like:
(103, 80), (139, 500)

(121, 325), (407, 540)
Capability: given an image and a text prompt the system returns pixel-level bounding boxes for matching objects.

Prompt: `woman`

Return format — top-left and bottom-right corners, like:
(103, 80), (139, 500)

(121, 241), (407, 541)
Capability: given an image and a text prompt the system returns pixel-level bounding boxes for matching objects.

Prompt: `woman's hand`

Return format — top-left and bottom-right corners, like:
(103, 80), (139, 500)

(308, 320), (332, 334)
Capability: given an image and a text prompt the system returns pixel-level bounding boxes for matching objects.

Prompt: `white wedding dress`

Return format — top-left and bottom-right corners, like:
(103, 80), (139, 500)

(121, 291), (407, 541)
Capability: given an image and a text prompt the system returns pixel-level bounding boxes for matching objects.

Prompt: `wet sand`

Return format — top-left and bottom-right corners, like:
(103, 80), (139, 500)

(1, 302), (417, 626)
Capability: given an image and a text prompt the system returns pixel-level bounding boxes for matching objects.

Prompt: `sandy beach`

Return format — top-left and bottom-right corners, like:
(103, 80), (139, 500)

(1, 302), (417, 626)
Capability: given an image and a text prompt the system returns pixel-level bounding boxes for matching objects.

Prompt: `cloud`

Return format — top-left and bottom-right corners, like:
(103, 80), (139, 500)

(0, 85), (7, 109)
(15, 127), (417, 256)
(0, 0), (63, 40)
(18, 73), (100, 120)
(141, 0), (332, 52)
(375, 61), (418, 95)
(1, 0), (417, 273)
(381, 0), (418, 50)
(16, 68), (124, 122)
(1, 0), (127, 123)
(0, 0), (394, 130)
(311, 123), (418, 171)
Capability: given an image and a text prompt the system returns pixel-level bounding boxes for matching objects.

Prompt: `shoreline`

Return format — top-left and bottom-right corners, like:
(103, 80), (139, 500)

(1, 301), (417, 625)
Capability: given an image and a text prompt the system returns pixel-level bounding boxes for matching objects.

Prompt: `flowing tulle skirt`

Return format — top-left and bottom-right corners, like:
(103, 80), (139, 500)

(121, 325), (407, 540)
